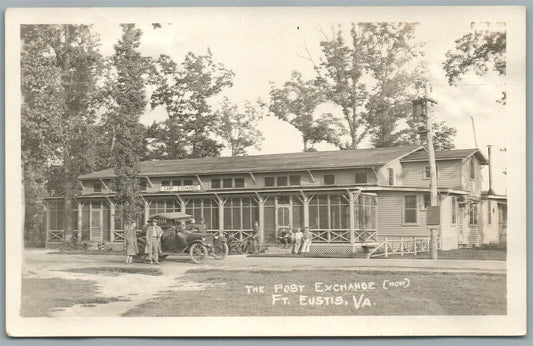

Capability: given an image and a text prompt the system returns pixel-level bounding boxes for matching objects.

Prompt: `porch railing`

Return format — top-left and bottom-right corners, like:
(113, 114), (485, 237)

(47, 230), (79, 243)
(367, 236), (436, 258)
(310, 229), (377, 244)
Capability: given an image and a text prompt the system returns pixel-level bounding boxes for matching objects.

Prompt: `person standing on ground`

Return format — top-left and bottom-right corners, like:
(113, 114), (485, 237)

(124, 221), (138, 264)
(293, 227), (303, 255)
(301, 227), (312, 254)
(146, 219), (164, 264)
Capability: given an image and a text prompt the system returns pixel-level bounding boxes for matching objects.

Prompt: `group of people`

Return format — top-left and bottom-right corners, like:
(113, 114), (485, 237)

(123, 217), (209, 265)
(279, 227), (312, 255)
(124, 219), (164, 265)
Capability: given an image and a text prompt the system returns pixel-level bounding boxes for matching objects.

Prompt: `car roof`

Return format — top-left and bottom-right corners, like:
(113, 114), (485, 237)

(149, 212), (193, 221)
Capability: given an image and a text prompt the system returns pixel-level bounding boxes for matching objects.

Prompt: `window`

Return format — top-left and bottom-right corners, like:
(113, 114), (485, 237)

(277, 176), (288, 186)
(324, 174), (335, 185)
(140, 180), (147, 191)
(403, 195), (417, 224)
(185, 198), (219, 230)
(149, 198), (181, 216)
(308, 194), (349, 233)
(422, 194), (431, 210)
(469, 203), (479, 225)
(211, 178), (221, 189)
(234, 178), (245, 188)
(223, 178), (233, 188)
(172, 179), (182, 186)
(161, 180), (170, 187)
(388, 169), (394, 186)
(289, 175), (301, 186)
(451, 196), (457, 224)
(355, 172), (367, 184)
(93, 182), (101, 193)
(487, 200), (492, 224)
(470, 159), (475, 179)
(265, 177), (275, 187)
(183, 179), (193, 186)
(423, 166), (439, 179)
(223, 197), (259, 230)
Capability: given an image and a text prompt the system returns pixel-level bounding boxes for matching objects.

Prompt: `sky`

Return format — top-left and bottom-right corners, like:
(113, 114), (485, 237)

(89, 7), (509, 193)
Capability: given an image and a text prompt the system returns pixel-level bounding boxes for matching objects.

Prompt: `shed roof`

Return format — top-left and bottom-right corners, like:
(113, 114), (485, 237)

(400, 148), (488, 164)
(79, 145), (423, 180)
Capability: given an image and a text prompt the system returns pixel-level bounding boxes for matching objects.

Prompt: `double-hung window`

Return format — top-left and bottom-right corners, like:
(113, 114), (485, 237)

(403, 195), (417, 224)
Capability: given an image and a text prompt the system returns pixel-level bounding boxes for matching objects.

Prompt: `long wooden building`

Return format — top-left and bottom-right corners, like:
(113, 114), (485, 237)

(43, 145), (507, 253)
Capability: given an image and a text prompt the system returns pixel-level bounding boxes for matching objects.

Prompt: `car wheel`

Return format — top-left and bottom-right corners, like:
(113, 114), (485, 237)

(189, 243), (208, 264)
(212, 242), (229, 260)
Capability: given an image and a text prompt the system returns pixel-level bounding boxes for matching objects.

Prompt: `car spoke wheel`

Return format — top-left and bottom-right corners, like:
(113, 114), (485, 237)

(189, 243), (208, 264)
(212, 242), (229, 260)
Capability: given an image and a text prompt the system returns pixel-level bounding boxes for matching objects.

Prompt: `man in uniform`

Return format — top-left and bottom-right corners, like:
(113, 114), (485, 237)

(197, 217), (207, 233)
(146, 219), (164, 264)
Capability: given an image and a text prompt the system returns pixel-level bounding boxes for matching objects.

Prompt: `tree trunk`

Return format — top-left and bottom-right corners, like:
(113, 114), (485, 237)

(63, 148), (74, 249)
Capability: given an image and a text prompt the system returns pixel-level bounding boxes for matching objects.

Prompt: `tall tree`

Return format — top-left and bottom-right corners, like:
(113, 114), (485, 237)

(21, 24), (102, 246)
(443, 22), (506, 103)
(108, 24), (149, 224)
(316, 23), (433, 148)
(360, 23), (426, 147)
(400, 119), (457, 151)
(265, 71), (345, 152)
(149, 51), (234, 159)
(316, 26), (367, 149)
(215, 97), (264, 156)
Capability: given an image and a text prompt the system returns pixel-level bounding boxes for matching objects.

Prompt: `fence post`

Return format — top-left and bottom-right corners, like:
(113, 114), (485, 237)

(413, 236), (417, 255)
(384, 237), (388, 258)
(400, 237), (404, 256)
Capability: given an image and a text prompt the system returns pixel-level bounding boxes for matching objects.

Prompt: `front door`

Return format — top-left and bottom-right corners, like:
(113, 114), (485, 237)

(90, 208), (102, 242)
(272, 205), (291, 245)
(457, 206), (465, 244)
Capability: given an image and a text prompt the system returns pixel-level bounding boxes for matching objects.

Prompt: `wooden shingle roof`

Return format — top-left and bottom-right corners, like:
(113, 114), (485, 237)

(80, 145), (423, 180)
(400, 148), (488, 164)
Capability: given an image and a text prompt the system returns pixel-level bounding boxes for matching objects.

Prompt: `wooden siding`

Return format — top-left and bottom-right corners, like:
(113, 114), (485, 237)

(461, 157), (484, 196)
(402, 160), (462, 189)
(376, 191), (429, 237)
(81, 168), (380, 195)
(439, 195), (458, 250)
(376, 159), (403, 186)
(481, 200), (500, 244)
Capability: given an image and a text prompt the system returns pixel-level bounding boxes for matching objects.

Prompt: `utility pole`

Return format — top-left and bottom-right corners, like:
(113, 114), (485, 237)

(413, 83), (439, 259)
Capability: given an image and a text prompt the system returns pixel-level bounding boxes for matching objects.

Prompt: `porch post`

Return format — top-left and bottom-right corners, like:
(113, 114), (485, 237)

(144, 199), (150, 224)
(109, 200), (115, 243)
(258, 196), (265, 244)
(349, 192), (355, 251)
(77, 201), (83, 241)
(218, 197), (224, 232)
(45, 201), (50, 245)
(301, 192), (309, 228)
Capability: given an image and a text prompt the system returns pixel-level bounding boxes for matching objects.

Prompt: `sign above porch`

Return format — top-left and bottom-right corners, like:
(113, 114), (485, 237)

(160, 185), (202, 192)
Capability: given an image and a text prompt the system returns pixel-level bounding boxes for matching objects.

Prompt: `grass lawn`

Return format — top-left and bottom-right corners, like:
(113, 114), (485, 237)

(21, 277), (125, 317)
(253, 247), (506, 261)
(123, 269), (506, 317)
(60, 266), (162, 276)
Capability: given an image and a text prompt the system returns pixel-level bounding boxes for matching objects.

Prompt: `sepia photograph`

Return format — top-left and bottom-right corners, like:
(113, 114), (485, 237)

(4, 6), (526, 337)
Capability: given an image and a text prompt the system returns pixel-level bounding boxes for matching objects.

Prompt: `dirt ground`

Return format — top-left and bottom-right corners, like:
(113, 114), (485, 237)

(21, 248), (507, 317)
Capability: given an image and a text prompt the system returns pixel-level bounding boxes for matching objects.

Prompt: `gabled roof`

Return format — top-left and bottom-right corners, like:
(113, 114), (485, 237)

(79, 145), (423, 180)
(400, 148), (488, 164)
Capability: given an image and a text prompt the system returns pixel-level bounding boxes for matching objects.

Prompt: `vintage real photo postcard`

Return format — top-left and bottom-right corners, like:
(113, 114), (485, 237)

(5, 6), (526, 337)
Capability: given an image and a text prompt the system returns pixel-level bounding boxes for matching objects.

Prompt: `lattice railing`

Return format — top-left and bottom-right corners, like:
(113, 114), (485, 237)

(367, 236), (437, 258)
(113, 230), (124, 242)
(354, 230), (377, 242)
(47, 230), (79, 243)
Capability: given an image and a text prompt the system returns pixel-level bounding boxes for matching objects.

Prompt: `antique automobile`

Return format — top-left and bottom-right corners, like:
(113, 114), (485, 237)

(133, 212), (228, 264)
